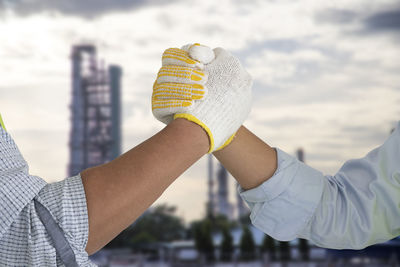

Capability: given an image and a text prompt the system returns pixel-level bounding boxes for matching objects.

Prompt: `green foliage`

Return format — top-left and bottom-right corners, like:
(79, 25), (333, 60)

(239, 225), (256, 261)
(193, 219), (215, 262)
(298, 238), (309, 261)
(261, 235), (276, 261)
(130, 232), (156, 246)
(213, 214), (239, 232)
(279, 241), (291, 261)
(220, 225), (233, 262)
(238, 213), (251, 225)
(106, 204), (185, 249)
(189, 215), (239, 263)
(188, 214), (237, 238)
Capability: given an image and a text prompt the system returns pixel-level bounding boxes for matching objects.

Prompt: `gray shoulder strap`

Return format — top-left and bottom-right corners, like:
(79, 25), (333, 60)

(34, 200), (79, 267)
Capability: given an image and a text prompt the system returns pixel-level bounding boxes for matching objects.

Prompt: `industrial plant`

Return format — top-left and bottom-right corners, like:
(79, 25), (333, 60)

(68, 45), (122, 176)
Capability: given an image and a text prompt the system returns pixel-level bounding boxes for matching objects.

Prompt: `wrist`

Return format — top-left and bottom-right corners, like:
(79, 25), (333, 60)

(170, 118), (210, 155)
(174, 113), (215, 153)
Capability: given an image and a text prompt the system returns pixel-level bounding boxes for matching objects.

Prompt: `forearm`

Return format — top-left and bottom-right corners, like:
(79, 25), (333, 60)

(213, 126), (277, 190)
(216, 123), (400, 249)
(81, 118), (209, 254)
(299, 124), (400, 249)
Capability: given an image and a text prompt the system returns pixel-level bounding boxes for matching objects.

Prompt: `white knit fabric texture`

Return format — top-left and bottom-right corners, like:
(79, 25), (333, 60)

(193, 47), (252, 150)
(187, 44), (215, 64)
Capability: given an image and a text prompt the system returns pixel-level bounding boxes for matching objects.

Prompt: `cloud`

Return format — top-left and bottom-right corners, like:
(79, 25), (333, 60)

(0, 0), (176, 18)
(234, 39), (304, 59)
(1, 0), (399, 222)
(363, 8), (400, 33)
(314, 5), (400, 35)
(314, 8), (357, 25)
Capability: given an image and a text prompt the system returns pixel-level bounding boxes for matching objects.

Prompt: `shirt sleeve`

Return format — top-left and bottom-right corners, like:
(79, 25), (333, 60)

(0, 113), (6, 130)
(0, 127), (48, 240)
(238, 122), (400, 249)
(35, 174), (95, 266)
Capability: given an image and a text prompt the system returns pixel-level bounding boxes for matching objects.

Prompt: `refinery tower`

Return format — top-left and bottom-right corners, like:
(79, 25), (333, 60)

(68, 45), (122, 176)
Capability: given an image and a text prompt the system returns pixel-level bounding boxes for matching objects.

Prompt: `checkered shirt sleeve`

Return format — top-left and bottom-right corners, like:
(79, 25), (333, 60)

(0, 128), (97, 266)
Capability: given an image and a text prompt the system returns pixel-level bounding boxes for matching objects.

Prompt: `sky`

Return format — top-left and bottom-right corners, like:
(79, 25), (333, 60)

(0, 0), (399, 223)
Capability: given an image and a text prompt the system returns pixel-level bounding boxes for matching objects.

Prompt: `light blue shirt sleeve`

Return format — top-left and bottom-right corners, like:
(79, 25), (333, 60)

(238, 122), (400, 249)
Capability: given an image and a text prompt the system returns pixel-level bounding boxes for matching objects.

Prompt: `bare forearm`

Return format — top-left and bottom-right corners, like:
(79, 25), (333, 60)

(213, 126), (277, 190)
(81, 119), (209, 254)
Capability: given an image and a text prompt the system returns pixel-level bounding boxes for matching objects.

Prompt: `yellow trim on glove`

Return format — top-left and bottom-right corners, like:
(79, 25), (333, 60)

(173, 113), (214, 153)
(157, 66), (205, 82)
(0, 113), (6, 131)
(162, 48), (198, 65)
(190, 43), (201, 50)
(215, 133), (236, 152)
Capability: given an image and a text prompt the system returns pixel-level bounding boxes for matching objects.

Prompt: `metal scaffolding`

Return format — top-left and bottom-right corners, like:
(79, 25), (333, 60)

(68, 45), (122, 177)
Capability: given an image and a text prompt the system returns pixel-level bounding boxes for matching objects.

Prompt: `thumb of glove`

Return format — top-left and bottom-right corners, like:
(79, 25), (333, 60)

(181, 43), (215, 65)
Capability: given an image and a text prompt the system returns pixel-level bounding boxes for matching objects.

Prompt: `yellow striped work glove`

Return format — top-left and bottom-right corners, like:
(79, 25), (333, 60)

(153, 45), (209, 124)
(152, 44), (253, 153)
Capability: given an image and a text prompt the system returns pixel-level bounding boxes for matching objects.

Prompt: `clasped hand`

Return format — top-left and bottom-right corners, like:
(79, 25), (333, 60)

(152, 43), (253, 153)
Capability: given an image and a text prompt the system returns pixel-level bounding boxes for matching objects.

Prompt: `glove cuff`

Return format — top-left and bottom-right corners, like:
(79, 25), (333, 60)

(174, 113), (215, 153)
(215, 133), (236, 152)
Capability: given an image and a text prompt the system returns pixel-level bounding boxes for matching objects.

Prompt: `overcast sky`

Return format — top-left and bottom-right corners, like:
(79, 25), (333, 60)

(0, 0), (399, 223)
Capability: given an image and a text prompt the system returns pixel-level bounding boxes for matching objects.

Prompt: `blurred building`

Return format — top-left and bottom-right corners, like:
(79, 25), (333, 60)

(216, 163), (233, 219)
(68, 44), (122, 176)
(296, 148), (304, 162)
(206, 154), (216, 218)
(236, 184), (248, 219)
(207, 157), (248, 220)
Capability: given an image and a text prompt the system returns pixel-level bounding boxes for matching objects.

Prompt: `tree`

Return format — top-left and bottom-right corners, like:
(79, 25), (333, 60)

(213, 214), (237, 232)
(130, 232), (156, 247)
(240, 226), (256, 261)
(279, 241), (291, 261)
(106, 204), (185, 248)
(261, 235), (276, 261)
(298, 238), (310, 261)
(238, 213), (251, 225)
(220, 225), (233, 261)
(194, 219), (215, 262)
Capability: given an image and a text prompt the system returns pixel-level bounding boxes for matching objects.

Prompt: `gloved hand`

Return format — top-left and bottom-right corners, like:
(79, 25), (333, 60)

(152, 44), (253, 153)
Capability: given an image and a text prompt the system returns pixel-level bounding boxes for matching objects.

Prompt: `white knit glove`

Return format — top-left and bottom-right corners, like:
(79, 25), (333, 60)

(152, 44), (253, 153)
